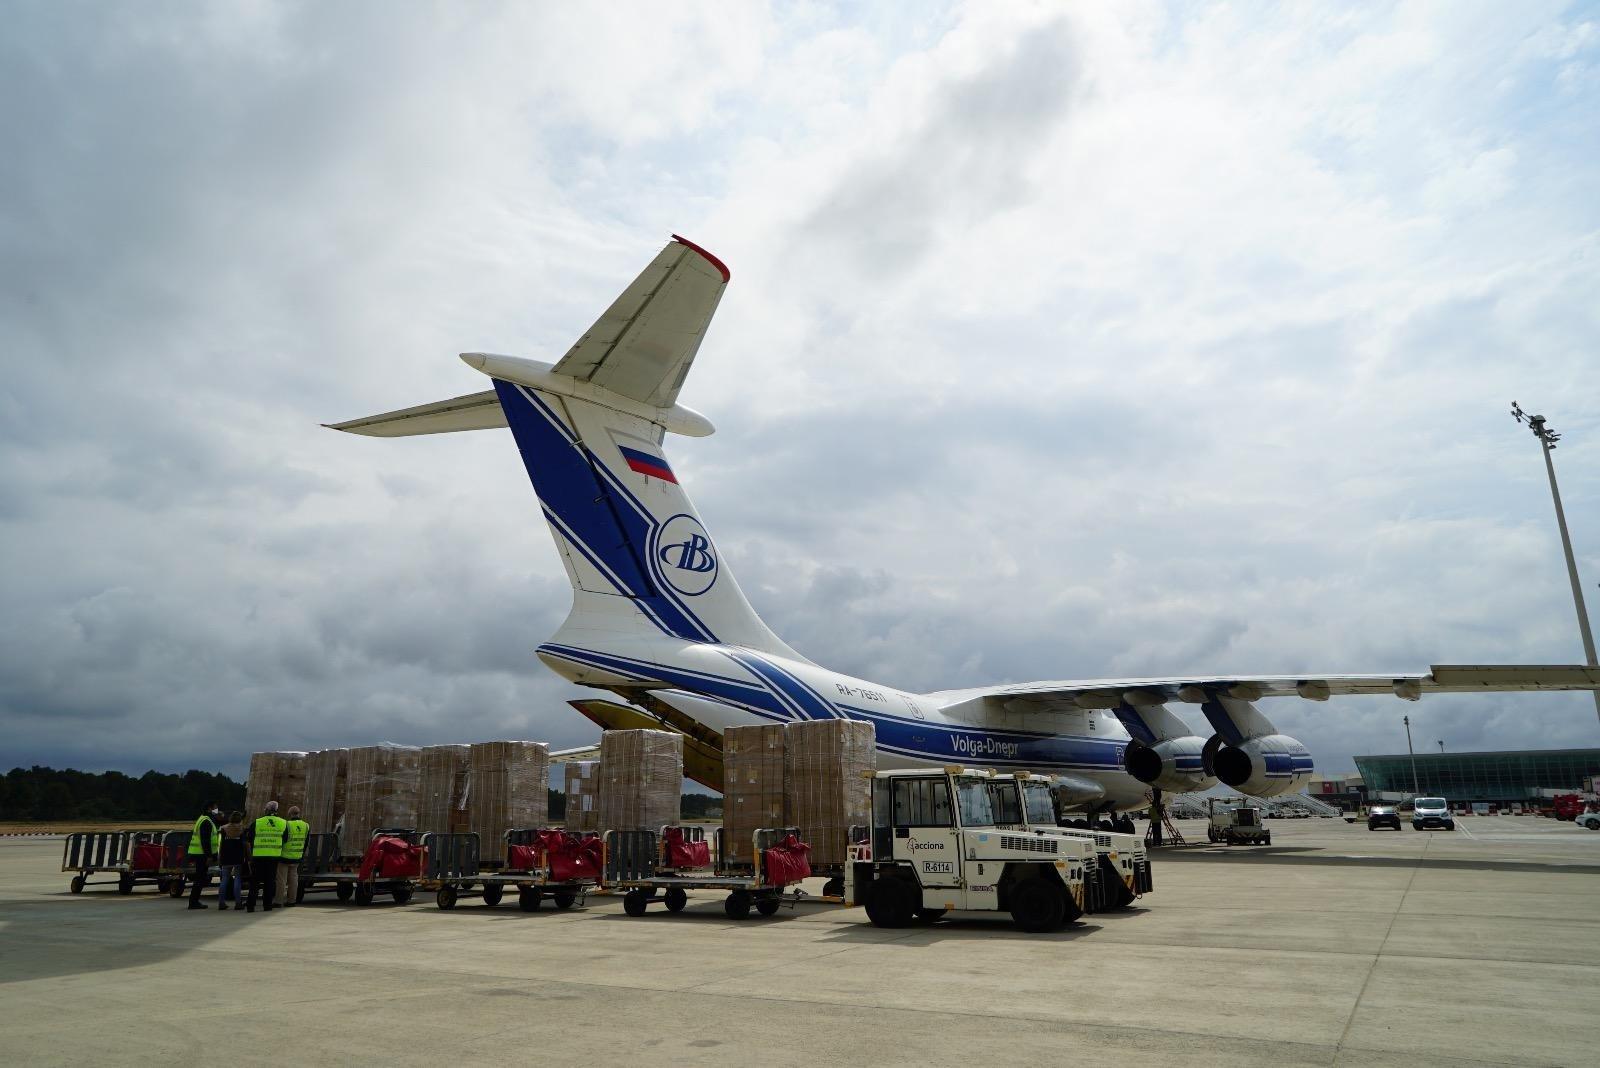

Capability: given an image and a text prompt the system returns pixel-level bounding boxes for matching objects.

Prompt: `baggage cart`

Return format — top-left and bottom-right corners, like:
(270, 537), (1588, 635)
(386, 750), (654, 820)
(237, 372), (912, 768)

(604, 826), (809, 920)
(421, 829), (599, 911)
(294, 829), (421, 905)
(61, 830), (176, 895)
(157, 829), (213, 898)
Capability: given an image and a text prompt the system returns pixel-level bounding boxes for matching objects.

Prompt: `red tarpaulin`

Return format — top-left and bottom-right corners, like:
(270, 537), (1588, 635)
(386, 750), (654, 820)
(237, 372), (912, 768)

(506, 843), (540, 872)
(762, 834), (811, 887)
(358, 835), (424, 881)
(537, 830), (601, 883)
(663, 827), (710, 869)
(132, 843), (163, 871)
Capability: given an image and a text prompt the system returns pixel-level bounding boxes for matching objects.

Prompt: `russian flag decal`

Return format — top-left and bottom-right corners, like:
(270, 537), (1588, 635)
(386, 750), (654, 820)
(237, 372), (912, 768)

(617, 443), (677, 483)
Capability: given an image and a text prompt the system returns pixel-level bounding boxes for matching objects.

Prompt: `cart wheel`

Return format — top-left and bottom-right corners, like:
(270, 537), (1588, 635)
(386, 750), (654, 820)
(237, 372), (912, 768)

(552, 889), (577, 910)
(70, 875), (86, 894)
(354, 884), (375, 906)
(755, 897), (781, 917)
(821, 876), (845, 898)
(623, 889), (650, 917)
(168, 878), (186, 899)
(664, 888), (688, 913)
(724, 891), (753, 920)
(391, 885), (413, 905)
(336, 882), (354, 903)
(482, 884), (503, 907)
(118, 873), (135, 895)
(519, 888), (543, 911)
(436, 886), (458, 910)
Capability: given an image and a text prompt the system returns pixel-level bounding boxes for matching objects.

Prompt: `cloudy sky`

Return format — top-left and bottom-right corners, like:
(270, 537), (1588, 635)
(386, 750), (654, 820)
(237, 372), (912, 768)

(3, 1), (1597, 784)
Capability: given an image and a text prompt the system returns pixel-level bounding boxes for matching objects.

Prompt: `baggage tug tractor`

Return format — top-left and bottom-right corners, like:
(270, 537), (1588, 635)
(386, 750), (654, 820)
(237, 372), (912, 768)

(848, 767), (1097, 933)
(987, 772), (1152, 910)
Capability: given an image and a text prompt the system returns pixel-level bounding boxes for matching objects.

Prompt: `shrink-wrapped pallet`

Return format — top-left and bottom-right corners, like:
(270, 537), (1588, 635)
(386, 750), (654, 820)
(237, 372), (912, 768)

(721, 724), (785, 867)
(563, 761), (600, 832)
(784, 720), (875, 869)
(469, 741), (549, 862)
(244, 751), (308, 819)
(596, 730), (682, 832)
(302, 748), (349, 836)
(342, 744), (421, 855)
(418, 744), (472, 836)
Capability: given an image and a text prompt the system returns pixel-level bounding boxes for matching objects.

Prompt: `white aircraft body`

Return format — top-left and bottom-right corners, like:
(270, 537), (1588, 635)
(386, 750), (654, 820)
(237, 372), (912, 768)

(330, 236), (1600, 812)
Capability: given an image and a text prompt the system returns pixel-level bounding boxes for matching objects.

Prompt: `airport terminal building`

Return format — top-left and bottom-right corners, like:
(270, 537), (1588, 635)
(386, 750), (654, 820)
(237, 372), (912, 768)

(1353, 748), (1600, 805)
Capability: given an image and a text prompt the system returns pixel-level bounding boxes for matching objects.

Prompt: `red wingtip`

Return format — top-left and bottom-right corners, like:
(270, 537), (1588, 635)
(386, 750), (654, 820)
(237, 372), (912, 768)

(671, 234), (730, 283)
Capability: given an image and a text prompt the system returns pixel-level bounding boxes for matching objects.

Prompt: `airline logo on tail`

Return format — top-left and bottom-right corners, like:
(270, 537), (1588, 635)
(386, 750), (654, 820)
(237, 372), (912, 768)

(654, 514), (717, 596)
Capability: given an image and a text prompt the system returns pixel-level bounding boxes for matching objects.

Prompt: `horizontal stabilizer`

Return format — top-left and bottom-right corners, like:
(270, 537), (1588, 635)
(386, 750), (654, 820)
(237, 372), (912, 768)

(324, 390), (505, 437)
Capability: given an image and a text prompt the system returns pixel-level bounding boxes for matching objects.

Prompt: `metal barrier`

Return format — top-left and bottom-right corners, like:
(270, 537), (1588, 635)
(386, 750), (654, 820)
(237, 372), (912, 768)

(62, 831), (131, 872)
(605, 829), (658, 883)
(298, 832), (343, 876)
(422, 832), (480, 880)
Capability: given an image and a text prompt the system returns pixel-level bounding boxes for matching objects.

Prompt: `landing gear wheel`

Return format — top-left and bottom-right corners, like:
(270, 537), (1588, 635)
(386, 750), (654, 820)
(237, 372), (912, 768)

(863, 877), (917, 929)
(481, 884), (503, 907)
(724, 890), (753, 920)
(623, 889), (650, 917)
(821, 876), (845, 898)
(354, 884), (375, 906)
(336, 882), (354, 902)
(755, 897), (781, 917)
(118, 873), (134, 895)
(914, 907), (947, 923)
(664, 888), (688, 913)
(1009, 878), (1066, 933)
(436, 886), (458, 910)
(70, 875), (86, 894)
(552, 889), (577, 909)
(519, 888), (543, 912)
(391, 885), (413, 905)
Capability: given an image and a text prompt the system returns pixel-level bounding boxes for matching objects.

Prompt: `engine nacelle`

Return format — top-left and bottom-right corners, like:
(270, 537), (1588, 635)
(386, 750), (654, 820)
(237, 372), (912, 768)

(1211, 734), (1314, 798)
(1122, 737), (1218, 793)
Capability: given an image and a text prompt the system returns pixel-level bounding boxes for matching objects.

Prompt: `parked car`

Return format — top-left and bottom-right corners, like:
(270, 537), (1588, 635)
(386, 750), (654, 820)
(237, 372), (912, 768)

(1576, 812), (1600, 831)
(1412, 797), (1456, 831)
(1368, 805), (1401, 831)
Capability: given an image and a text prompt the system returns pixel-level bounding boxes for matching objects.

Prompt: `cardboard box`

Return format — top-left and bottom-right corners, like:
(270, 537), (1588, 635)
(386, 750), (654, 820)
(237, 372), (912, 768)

(418, 744), (472, 836)
(244, 751), (308, 820)
(468, 741), (549, 862)
(302, 748), (349, 838)
(343, 744), (421, 855)
(563, 761), (600, 832)
(721, 724), (785, 866)
(784, 720), (875, 869)
(596, 730), (683, 832)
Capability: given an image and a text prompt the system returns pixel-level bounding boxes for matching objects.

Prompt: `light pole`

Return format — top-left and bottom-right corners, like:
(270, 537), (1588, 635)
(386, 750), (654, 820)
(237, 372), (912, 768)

(1511, 403), (1600, 723)
(1437, 740), (1444, 754)
(1404, 714), (1420, 795)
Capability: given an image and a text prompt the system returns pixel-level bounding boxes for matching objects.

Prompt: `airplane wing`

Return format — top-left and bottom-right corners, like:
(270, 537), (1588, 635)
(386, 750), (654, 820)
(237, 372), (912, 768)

(551, 234), (729, 408)
(934, 664), (1600, 708)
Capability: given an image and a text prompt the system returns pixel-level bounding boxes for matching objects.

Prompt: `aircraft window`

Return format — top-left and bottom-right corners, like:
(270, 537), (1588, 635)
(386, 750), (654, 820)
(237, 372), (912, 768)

(987, 783), (1022, 825)
(891, 777), (952, 827)
(955, 778), (995, 827)
(1023, 782), (1057, 825)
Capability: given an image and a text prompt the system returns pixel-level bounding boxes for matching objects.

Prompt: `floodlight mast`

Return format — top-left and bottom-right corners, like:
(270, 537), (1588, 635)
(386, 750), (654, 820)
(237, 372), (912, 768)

(1511, 402), (1600, 723)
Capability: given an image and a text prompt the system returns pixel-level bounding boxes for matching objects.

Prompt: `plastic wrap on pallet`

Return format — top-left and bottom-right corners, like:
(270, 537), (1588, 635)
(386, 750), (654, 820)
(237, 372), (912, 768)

(244, 751), (309, 818)
(596, 730), (683, 832)
(563, 760), (601, 832)
(302, 748), (349, 837)
(342, 744), (421, 855)
(721, 724), (785, 866)
(468, 740), (549, 861)
(418, 744), (471, 835)
(784, 719), (875, 869)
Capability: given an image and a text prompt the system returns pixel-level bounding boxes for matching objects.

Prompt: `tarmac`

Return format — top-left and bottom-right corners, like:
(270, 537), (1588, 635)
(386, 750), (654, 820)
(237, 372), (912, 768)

(3, 815), (1598, 1067)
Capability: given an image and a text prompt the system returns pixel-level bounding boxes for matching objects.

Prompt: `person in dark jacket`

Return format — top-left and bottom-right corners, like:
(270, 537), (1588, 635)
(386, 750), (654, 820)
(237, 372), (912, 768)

(216, 811), (247, 910)
(187, 802), (222, 910)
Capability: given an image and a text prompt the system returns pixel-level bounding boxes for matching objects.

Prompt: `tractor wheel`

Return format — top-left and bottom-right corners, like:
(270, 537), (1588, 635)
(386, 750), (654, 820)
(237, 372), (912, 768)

(118, 873), (135, 895)
(354, 884), (375, 906)
(755, 897), (781, 917)
(391, 885), (413, 905)
(1099, 865), (1135, 910)
(1009, 878), (1067, 933)
(863, 876), (917, 929)
(664, 888), (688, 912)
(335, 882), (354, 903)
(481, 884), (503, 907)
(552, 889), (577, 909)
(914, 907), (947, 923)
(519, 888), (543, 912)
(724, 891), (753, 920)
(623, 889), (650, 917)
(821, 876), (845, 898)
(436, 886), (458, 910)
(70, 875), (86, 894)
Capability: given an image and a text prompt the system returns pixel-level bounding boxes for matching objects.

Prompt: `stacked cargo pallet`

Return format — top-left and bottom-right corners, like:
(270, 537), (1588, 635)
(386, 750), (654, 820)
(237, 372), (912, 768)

(468, 740), (549, 863)
(302, 748), (349, 837)
(343, 744), (422, 856)
(417, 744), (472, 836)
(563, 761), (601, 832)
(595, 730), (683, 832)
(784, 720), (874, 869)
(244, 751), (308, 818)
(722, 724), (786, 866)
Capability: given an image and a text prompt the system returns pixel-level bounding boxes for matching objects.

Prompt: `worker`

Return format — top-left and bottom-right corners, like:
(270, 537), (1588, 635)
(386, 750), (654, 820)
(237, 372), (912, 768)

(216, 810), (246, 910)
(186, 801), (222, 910)
(276, 806), (309, 907)
(243, 801), (287, 913)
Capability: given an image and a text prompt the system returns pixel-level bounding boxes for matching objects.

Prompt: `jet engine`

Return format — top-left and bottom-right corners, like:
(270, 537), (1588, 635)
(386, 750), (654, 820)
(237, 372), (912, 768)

(1122, 737), (1218, 793)
(1210, 733), (1314, 798)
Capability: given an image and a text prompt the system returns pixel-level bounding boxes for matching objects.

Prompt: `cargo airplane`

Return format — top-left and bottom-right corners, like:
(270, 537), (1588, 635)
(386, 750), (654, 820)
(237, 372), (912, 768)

(329, 236), (1600, 812)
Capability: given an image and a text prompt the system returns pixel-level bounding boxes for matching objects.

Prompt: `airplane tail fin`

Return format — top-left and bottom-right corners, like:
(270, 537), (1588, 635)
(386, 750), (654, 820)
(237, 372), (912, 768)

(327, 236), (799, 660)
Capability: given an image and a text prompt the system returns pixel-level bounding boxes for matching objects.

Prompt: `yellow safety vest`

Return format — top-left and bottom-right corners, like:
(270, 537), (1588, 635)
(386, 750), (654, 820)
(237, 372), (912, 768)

(188, 814), (217, 857)
(252, 815), (287, 858)
(281, 819), (309, 861)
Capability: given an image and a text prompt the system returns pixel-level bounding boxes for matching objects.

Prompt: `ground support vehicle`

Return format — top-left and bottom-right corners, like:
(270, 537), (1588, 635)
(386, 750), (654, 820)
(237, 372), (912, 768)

(849, 767), (1096, 933)
(1411, 797), (1456, 831)
(987, 772), (1151, 910)
(61, 831), (177, 895)
(1207, 799), (1271, 845)
(604, 826), (809, 919)
(1367, 805), (1401, 831)
(295, 830), (421, 906)
(422, 829), (599, 911)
